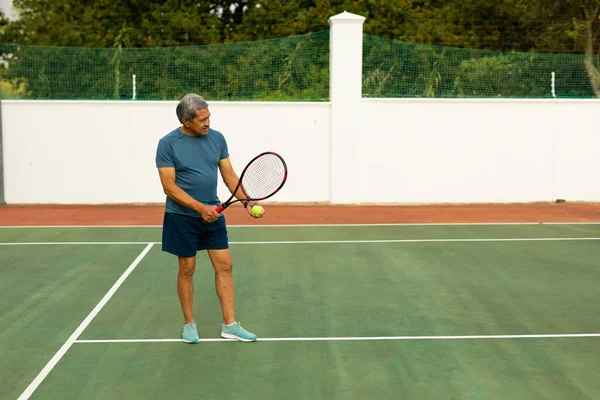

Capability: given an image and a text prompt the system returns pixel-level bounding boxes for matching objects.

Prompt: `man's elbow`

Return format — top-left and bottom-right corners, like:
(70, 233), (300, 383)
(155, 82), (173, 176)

(162, 185), (174, 197)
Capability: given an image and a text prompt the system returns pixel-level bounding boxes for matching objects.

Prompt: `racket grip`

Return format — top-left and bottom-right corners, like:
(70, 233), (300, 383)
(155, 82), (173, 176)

(202, 204), (225, 223)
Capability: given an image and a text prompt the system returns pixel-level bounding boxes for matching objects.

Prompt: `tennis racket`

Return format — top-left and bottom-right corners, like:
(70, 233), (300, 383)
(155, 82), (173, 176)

(214, 151), (288, 215)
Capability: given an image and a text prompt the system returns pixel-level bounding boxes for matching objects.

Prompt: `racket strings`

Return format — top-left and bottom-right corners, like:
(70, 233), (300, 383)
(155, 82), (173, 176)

(240, 154), (286, 199)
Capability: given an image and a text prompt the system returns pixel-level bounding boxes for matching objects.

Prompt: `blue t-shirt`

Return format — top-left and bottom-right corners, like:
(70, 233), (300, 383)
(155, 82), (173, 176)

(155, 127), (229, 216)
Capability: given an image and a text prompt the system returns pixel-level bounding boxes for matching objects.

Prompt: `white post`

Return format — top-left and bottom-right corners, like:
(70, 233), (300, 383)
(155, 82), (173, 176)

(132, 74), (137, 100)
(328, 11), (366, 204)
(551, 72), (556, 99)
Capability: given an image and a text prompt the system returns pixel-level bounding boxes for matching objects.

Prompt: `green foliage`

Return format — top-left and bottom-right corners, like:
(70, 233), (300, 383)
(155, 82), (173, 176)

(362, 35), (597, 98)
(0, 78), (29, 99)
(3, 0), (599, 54)
(112, 21), (132, 99)
(1, 0), (599, 99)
(363, 65), (395, 97)
(0, 31), (330, 100)
(6, 0), (223, 47)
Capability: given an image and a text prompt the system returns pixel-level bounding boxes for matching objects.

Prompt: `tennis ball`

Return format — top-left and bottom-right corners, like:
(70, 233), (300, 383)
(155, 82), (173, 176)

(251, 205), (264, 215)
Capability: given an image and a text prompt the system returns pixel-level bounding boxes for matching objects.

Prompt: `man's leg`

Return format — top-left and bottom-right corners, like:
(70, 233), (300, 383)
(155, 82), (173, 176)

(162, 212), (201, 343)
(208, 249), (257, 342)
(177, 256), (196, 324)
(207, 249), (235, 324)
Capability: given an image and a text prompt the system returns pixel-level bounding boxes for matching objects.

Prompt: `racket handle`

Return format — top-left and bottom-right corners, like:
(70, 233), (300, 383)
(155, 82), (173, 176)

(202, 204), (225, 223)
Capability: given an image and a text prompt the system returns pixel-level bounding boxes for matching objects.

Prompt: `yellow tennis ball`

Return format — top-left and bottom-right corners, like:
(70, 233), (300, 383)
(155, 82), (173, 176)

(251, 205), (263, 215)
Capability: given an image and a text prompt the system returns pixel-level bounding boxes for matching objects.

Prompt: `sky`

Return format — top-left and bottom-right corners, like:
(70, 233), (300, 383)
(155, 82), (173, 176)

(0, 0), (16, 19)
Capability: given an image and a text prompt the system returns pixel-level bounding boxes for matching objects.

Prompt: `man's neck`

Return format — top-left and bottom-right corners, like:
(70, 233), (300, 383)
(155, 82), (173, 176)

(179, 126), (196, 137)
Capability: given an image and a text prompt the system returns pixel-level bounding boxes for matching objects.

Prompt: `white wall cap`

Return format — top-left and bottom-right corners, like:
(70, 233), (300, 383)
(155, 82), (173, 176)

(328, 11), (366, 25)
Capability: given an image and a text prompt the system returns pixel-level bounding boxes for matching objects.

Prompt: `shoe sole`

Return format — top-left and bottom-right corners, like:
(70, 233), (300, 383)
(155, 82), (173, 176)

(221, 332), (257, 342)
(183, 338), (199, 344)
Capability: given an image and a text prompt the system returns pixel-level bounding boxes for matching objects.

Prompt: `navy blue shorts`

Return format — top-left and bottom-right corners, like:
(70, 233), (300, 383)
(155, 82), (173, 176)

(161, 212), (229, 257)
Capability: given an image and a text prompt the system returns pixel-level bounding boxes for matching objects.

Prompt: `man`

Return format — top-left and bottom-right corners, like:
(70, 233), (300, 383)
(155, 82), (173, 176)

(155, 93), (261, 344)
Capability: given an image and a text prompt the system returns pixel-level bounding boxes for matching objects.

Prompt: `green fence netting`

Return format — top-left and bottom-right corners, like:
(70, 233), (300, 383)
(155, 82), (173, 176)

(2, 30), (598, 100)
(0, 31), (330, 101)
(363, 35), (599, 99)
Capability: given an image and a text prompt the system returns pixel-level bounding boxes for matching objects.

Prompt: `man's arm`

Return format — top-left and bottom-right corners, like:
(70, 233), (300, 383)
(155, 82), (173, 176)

(218, 158), (245, 200)
(157, 167), (219, 222)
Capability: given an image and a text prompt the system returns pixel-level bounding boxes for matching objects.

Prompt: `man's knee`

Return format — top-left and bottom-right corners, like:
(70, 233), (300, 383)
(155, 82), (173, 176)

(208, 250), (233, 273)
(215, 260), (233, 274)
(178, 257), (196, 277)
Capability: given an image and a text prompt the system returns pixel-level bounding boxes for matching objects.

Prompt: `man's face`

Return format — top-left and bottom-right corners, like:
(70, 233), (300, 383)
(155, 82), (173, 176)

(184, 108), (210, 136)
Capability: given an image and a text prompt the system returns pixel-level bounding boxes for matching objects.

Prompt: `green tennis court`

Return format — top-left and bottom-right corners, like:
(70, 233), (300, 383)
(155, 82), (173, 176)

(1, 223), (599, 400)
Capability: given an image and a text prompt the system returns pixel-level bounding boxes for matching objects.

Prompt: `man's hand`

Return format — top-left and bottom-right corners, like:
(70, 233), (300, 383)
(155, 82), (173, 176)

(245, 201), (265, 219)
(199, 205), (220, 223)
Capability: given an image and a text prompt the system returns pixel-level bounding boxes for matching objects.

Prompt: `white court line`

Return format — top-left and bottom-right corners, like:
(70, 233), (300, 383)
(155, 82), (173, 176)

(17, 243), (154, 400)
(0, 242), (152, 245)
(2, 237), (600, 246)
(229, 237), (600, 244)
(1, 222), (600, 228)
(74, 333), (600, 344)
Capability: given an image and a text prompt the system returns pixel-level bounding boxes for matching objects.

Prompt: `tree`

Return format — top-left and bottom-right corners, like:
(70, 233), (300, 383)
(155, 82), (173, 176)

(578, 1), (600, 96)
(4, 0), (224, 47)
(209, 0), (546, 51)
(0, 9), (17, 43)
(519, 0), (600, 95)
(2, 0), (599, 98)
(4, 0), (598, 55)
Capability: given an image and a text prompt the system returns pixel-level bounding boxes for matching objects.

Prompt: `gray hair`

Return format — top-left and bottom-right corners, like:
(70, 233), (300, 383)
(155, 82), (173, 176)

(176, 93), (208, 123)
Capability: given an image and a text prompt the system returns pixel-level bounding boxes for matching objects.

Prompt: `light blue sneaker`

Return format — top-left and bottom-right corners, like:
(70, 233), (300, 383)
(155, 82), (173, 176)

(221, 322), (258, 342)
(183, 322), (200, 344)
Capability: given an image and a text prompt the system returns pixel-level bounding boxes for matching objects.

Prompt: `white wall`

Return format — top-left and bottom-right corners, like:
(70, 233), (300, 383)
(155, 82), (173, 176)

(359, 98), (600, 203)
(1, 101), (331, 204)
(2, 11), (600, 205)
(551, 102), (600, 200)
(2, 99), (599, 205)
(362, 99), (548, 203)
